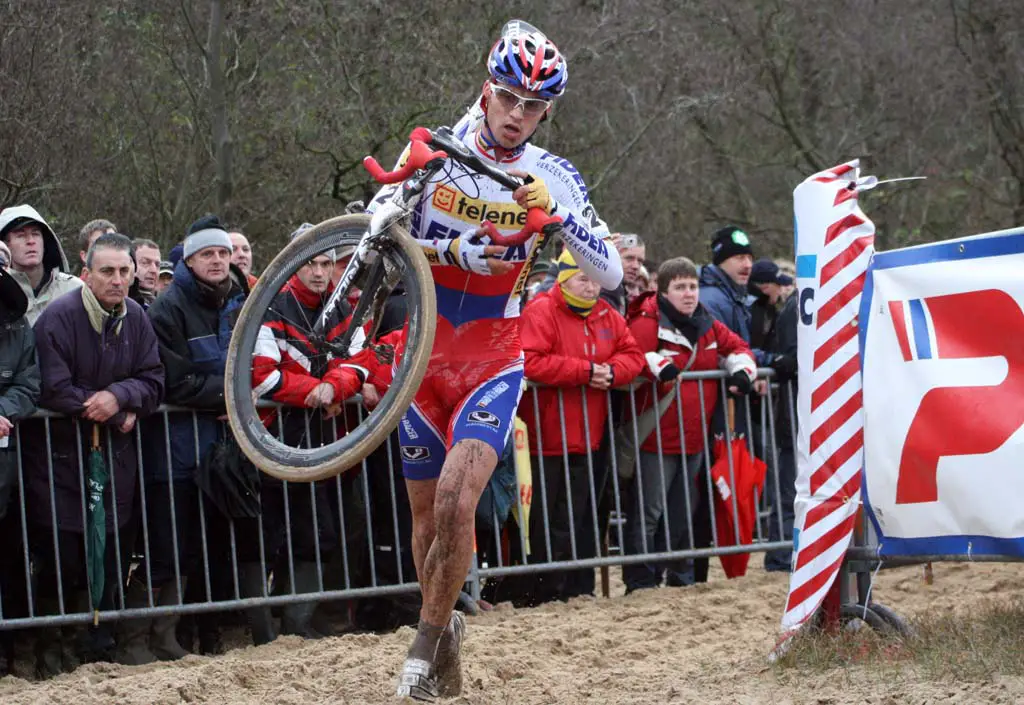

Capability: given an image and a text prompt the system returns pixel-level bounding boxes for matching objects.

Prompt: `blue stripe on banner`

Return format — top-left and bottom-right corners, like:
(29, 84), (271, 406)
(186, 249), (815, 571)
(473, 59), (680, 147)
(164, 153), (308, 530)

(796, 254), (817, 279)
(908, 298), (932, 360)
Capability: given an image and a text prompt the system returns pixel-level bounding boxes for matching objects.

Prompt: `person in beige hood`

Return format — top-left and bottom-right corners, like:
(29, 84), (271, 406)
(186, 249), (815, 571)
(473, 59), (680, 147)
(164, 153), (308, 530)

(0, 205), (82, 326)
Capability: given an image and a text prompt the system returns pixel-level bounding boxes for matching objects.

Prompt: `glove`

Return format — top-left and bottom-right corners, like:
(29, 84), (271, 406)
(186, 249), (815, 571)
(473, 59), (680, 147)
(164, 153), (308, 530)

(770, 353), (798, 382)
(645, 352), (680, 383)
(518, 174), (553, 213)
(430, 233), (493, 275)
(727, 370), (752, 397)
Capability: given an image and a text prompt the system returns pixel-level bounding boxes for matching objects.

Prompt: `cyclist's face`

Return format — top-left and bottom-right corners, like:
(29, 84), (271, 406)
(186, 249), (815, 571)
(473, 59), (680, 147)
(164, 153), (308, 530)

(298, 255), (334, 294)
(485, 82), (549, 149)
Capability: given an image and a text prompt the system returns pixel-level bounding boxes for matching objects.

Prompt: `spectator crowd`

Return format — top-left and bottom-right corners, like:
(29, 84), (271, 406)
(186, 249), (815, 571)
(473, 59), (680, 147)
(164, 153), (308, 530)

(0, 201), (799, 680)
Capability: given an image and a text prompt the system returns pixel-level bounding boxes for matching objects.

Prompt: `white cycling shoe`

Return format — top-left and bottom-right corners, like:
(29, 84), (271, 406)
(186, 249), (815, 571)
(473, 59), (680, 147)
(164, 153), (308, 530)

(395, 611), (466, 702)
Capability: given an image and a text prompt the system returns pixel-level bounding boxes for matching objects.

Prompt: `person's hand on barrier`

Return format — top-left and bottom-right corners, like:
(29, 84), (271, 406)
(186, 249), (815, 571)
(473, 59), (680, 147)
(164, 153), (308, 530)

(119, 411), (137, 434)
(754, 379), (768, 396)
(361, 383), (381, 410)
(305, 383), (335, 408)
(726, 371), (752, 397)
(82, 390), (120, 422)
(770, 353), (797, 382)
(323, 403), (344, 419)
(509, 170), (553, 213)
(590, 362), (614, 390)
(0, 416), (12, 438)
(645, 351), (680, 382)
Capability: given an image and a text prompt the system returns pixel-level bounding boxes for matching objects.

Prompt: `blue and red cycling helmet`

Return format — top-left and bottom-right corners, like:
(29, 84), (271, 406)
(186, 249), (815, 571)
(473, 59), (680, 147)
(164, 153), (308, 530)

(487, 23), (568, 99)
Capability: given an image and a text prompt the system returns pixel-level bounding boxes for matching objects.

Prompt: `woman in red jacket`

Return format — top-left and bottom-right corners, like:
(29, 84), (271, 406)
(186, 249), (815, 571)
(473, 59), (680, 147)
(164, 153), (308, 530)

(519, 250), (644, 603)
(622, 257), (755, 592)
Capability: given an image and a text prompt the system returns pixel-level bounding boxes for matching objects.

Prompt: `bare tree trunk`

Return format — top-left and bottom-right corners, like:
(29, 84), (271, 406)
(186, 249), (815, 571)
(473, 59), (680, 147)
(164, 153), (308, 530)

(952, 0), (1024, 228)
(205, 0), (232, 218)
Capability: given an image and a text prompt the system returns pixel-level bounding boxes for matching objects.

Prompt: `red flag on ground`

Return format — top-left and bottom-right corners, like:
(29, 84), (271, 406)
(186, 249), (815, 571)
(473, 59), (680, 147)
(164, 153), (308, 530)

(709, 399), (768, 578)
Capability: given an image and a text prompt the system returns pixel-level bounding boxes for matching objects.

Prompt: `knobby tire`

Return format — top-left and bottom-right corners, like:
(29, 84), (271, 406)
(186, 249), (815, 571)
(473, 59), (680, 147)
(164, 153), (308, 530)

(225, 214), (436, 482)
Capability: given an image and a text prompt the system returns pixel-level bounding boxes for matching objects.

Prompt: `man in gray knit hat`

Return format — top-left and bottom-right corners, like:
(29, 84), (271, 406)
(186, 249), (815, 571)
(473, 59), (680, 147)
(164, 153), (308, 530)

(121, 214), (255, 665)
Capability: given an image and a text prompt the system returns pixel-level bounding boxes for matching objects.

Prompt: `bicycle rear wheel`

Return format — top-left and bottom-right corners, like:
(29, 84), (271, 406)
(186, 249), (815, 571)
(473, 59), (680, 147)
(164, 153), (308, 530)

(225, 214), (435, 482)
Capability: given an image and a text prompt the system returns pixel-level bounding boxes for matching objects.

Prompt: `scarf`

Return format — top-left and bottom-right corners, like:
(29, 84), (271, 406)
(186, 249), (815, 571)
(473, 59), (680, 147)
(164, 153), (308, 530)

(194, 272), (234, 309)
(658, 294), (706, 346)
(560, 285), (597, 318)
(81, 285), (126, 336)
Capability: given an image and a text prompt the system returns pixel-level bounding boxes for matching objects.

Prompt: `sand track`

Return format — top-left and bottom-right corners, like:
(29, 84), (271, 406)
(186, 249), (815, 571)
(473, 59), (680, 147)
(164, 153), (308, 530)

(2, 562), (1022, 704)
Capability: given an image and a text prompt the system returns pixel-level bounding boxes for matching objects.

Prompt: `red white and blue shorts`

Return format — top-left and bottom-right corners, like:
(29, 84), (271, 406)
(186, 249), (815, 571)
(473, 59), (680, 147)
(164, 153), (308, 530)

(397, 318), (524, 481)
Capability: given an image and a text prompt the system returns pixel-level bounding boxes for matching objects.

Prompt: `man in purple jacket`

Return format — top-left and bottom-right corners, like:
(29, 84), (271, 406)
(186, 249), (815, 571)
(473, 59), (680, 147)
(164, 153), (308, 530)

(23, 232), (164, 678)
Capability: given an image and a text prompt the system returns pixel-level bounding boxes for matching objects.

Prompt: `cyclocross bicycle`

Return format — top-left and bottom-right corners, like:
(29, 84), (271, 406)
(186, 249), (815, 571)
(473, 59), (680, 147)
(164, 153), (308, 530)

(224, 126), (564, 481)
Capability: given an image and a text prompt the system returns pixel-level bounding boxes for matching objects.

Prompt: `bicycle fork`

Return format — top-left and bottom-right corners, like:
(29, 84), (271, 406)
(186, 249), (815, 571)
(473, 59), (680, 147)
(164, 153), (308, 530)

(311, 234), (406, 364)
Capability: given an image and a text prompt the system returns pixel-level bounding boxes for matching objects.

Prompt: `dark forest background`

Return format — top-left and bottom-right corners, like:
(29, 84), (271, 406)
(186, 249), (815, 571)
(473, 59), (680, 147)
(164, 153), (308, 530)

(2, 0), (1021, 265)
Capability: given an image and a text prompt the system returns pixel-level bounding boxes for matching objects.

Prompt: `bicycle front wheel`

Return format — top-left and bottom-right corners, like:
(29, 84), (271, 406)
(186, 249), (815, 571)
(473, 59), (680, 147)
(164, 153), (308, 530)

(224, 214), (436, 482)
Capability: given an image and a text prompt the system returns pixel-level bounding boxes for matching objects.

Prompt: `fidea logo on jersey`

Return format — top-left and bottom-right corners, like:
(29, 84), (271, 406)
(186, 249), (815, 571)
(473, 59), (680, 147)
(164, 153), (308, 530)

(860, 229), (1024, 557)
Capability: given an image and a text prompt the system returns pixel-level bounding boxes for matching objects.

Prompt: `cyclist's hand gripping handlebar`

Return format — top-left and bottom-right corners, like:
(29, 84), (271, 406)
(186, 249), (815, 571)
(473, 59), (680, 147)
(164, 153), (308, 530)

(477, 207), (562, 247)
(362, 127), (448, 184)
(362, 127), (563, 246)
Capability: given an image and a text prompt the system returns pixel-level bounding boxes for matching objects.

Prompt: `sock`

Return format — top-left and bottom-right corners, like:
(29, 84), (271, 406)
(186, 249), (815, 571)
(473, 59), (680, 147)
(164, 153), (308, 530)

(406, 619), (446, 663)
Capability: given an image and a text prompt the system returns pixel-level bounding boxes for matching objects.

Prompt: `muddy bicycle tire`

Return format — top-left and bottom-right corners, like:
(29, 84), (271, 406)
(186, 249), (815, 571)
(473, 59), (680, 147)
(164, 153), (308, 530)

(224, 214), (436, 482)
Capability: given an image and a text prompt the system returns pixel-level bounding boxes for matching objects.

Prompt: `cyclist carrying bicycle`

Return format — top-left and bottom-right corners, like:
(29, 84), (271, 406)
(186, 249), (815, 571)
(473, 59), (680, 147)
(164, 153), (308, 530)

(374, 21), (623, 701)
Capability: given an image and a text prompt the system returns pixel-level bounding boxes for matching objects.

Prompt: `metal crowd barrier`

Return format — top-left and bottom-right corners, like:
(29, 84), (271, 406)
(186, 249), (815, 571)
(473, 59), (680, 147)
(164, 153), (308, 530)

(469, 369), (795, 599)
(0, 370), (796, 634)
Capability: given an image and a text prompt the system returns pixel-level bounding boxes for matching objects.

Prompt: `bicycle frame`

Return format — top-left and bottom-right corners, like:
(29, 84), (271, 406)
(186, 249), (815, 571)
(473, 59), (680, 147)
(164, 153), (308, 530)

(311, 126), (564, 359)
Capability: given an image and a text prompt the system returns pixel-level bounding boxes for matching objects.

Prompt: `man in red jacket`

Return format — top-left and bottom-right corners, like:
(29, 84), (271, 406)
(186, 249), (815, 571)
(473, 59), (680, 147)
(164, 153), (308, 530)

(519, 250), (644, 603)
(623, 257), (755, 591)
(251, 245), (378, 643)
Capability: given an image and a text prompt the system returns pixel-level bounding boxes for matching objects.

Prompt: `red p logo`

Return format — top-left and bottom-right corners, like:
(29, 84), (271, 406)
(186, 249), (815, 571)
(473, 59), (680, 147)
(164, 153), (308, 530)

(893, 289), (1024, 504)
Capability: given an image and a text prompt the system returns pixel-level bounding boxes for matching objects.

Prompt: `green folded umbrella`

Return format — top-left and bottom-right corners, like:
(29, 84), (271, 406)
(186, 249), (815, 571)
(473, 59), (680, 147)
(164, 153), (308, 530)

(85, 425), (109, 624)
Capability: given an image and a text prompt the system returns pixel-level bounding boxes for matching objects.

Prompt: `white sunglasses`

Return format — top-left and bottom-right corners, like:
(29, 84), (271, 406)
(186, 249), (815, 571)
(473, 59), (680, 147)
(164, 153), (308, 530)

(489, 82), (552, 117)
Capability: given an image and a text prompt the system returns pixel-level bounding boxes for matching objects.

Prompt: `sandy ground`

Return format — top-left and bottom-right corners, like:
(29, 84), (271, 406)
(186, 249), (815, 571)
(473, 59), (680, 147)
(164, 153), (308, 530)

(1, 560), (1023, 705)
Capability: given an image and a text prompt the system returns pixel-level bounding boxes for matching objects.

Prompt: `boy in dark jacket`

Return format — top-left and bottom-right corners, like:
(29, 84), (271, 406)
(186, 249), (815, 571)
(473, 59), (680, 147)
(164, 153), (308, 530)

(764, 289), (798, 571)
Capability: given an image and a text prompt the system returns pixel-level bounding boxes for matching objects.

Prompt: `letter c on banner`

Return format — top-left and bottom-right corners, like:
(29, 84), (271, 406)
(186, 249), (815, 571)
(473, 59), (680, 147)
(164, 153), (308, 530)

(800, 287), (815, 326)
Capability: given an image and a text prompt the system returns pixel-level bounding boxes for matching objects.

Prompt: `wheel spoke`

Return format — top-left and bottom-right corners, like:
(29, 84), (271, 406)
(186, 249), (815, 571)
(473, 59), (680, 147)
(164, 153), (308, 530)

(225, 216), (436, 482)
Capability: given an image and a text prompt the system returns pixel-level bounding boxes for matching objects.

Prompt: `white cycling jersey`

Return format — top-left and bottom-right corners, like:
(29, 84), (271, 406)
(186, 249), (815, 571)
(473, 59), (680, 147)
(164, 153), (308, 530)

(368, 124), (621, 332)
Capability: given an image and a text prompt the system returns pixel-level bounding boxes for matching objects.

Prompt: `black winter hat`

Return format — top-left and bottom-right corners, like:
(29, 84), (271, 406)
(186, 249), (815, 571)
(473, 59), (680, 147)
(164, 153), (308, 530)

(711, 226), (753, 266)
(186, 214), (226, 237)
(750, 258), (794, 286)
